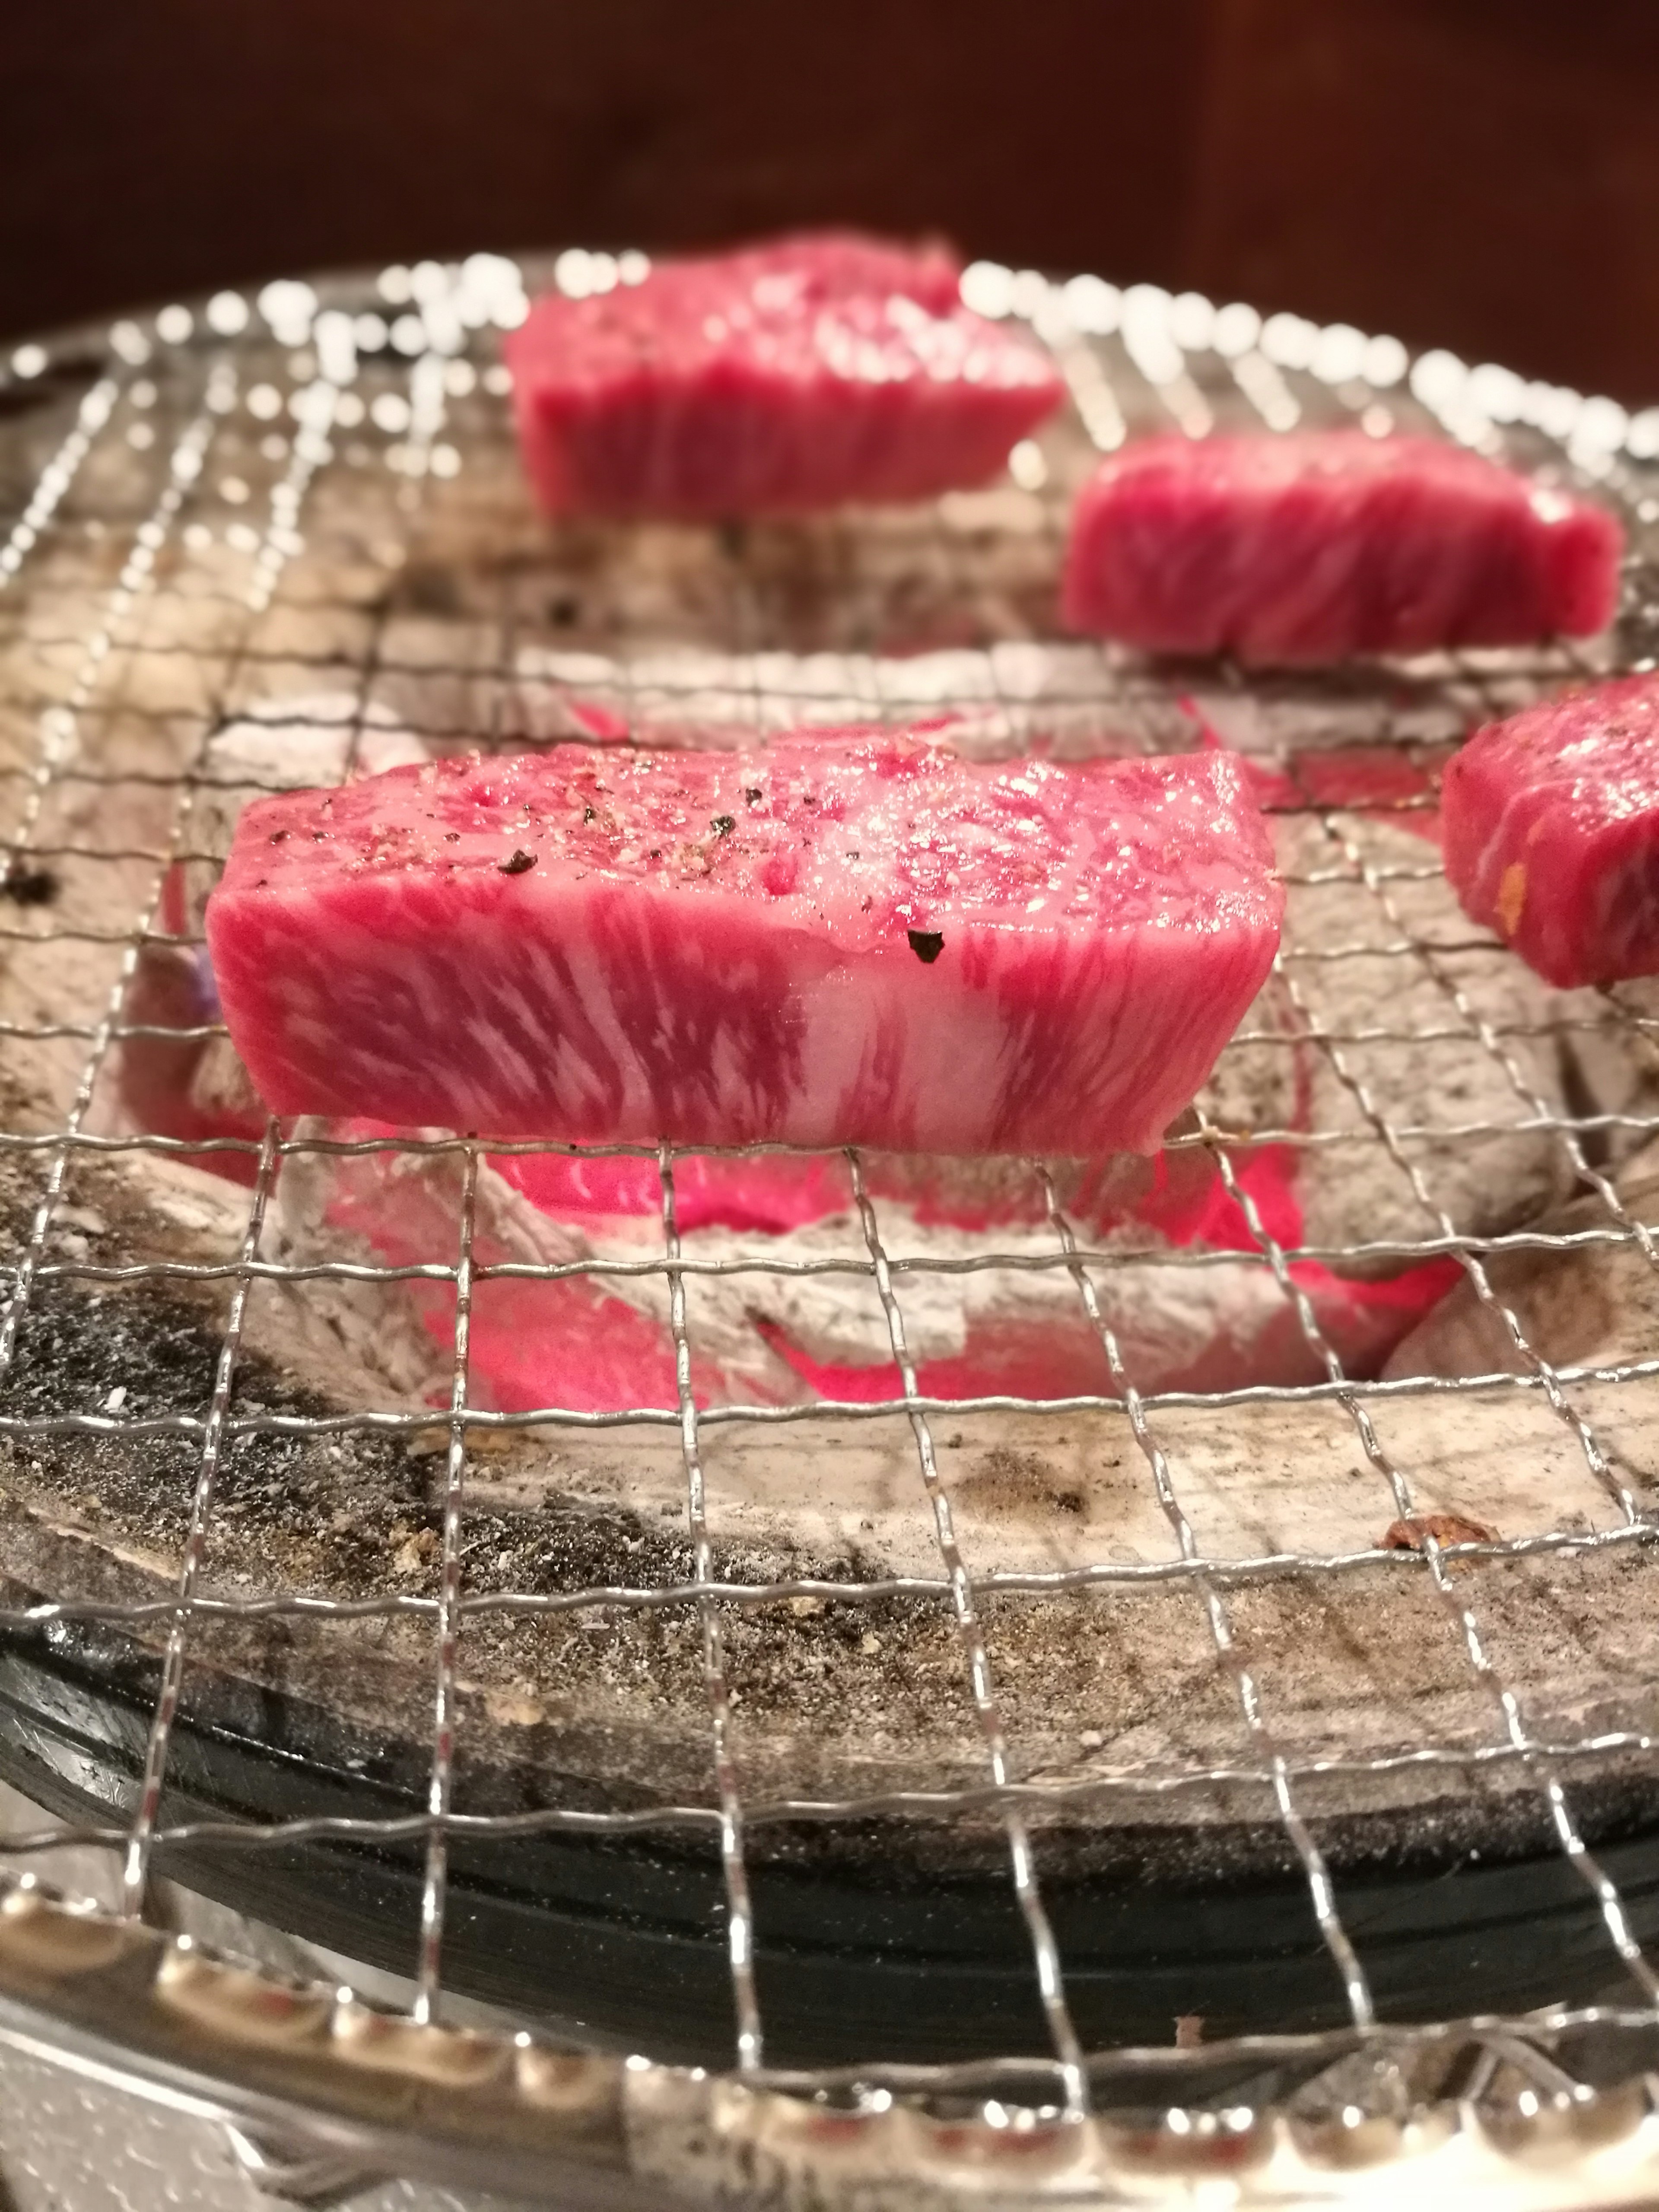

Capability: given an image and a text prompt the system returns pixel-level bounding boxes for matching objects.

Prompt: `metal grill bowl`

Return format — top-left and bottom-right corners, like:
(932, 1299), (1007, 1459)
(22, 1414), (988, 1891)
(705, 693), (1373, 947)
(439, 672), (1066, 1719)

(0, 254), (1657, 2208)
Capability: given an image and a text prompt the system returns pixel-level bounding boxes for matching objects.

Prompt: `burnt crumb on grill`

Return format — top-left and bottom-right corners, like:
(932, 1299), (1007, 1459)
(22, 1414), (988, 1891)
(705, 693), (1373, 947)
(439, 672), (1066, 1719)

(1381, 1512), (1497, 1557)
(498, 848), (537, 874)
(2, 863), (57, 906)
(907, 928), (945, 963)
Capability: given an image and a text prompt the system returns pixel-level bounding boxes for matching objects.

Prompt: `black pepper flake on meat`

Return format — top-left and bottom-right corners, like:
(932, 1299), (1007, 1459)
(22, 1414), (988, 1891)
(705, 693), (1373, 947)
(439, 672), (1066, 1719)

(907, 929), (945, 964)
(444, 830), (460, 842)
(2, 863), (57, 906)
(710, 814), (735, 837)
(582, 804), (597, 823)
(268, 829), (290, 845)
(499, 849), (536, 875)
(744, 787), (763, 805)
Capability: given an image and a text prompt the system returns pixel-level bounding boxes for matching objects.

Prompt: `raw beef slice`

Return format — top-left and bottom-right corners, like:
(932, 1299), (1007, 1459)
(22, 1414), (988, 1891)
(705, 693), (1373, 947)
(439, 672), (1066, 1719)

(504, 232), (1064, 518)
(1062, 432), (1622, 664)
(205, 734), (1283, 1157)
(1442, 673), (1659, 987)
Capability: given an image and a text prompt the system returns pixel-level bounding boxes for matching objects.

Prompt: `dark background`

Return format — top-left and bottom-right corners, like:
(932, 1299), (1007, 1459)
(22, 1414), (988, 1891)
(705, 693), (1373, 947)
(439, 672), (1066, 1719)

(5, 0), (1658, 399)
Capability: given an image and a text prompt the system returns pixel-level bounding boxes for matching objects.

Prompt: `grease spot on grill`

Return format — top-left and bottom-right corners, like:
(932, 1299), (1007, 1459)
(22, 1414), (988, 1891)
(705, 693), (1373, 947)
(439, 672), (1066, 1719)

(499, 849), (537, 875)
(907, 928), (945, 964)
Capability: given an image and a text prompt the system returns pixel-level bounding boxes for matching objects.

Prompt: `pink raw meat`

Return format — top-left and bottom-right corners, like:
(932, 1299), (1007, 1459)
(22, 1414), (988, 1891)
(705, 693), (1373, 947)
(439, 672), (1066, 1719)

(504, 232), (1063, 517)
(1062, 432), (1622, 664)
(1442, 673), (1659, 987)
(204, 733), (1284, 1157)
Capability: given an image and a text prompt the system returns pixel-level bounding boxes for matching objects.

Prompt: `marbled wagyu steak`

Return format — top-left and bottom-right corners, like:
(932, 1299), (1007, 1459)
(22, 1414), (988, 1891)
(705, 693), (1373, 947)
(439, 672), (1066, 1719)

(1443, 673), (1659, 987)
(505, 231), (1063, 518)
(1062, 432), (1622, 664)
(206, 734), (1283, 1156)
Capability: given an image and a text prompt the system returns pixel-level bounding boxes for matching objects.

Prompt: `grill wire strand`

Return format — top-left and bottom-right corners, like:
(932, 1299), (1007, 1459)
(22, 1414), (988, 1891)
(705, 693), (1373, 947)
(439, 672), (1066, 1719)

(412, 1142), (478, 2023)
(0, 261), (1653, 2121)
(848, 1147), (1092, 2115)
(661, 1140), (765, 2071)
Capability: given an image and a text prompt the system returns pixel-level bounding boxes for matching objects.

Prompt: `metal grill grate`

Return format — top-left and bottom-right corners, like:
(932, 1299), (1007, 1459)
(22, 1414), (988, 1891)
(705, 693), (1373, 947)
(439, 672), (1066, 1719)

(0, 255), (1656, 2196)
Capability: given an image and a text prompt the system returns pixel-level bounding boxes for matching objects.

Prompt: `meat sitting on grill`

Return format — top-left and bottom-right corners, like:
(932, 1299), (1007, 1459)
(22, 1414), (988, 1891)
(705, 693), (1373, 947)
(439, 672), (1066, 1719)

(1061, 432), (1622, 664)
(1442, 674), (1659, 987)
(503, 232), (1063, 518)
(203, 735), (1284, 1157)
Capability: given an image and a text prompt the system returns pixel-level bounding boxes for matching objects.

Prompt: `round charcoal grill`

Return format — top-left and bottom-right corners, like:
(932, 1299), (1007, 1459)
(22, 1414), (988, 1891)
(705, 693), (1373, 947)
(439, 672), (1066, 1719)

(0, 254), (1656, 2208)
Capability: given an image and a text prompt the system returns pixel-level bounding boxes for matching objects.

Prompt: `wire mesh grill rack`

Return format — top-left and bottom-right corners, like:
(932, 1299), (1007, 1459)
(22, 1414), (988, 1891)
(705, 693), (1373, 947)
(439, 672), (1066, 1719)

(0, 254), (1655, 2206)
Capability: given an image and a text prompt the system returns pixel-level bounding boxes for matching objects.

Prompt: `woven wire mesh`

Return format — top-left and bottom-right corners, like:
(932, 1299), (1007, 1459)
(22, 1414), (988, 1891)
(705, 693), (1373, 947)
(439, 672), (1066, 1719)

(0, 255), (1654, 2127)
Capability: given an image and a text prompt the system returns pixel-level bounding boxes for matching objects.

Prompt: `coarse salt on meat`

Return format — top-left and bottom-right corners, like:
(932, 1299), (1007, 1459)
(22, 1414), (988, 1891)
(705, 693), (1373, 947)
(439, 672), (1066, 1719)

(205, 734), (1283, 1157)
(504, 232), (1064, 518)
(1442, 673), (1659, 988)
(1062, 431), (1622, 664)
